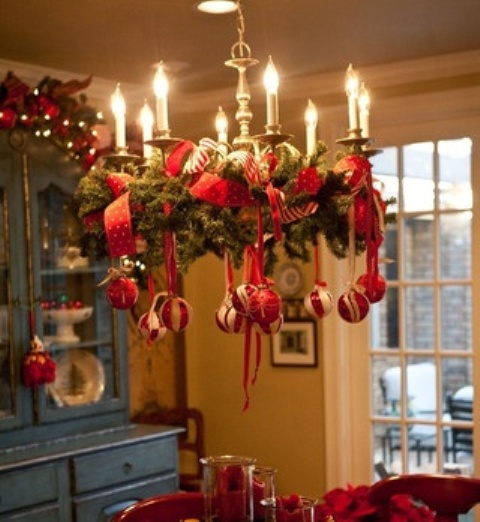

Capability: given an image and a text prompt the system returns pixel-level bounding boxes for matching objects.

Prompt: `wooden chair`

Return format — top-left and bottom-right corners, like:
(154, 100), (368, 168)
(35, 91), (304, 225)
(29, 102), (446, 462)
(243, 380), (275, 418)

(110, 492), (204, 522)
(368, 474), (480, 521)
(132, 407), (205, 491)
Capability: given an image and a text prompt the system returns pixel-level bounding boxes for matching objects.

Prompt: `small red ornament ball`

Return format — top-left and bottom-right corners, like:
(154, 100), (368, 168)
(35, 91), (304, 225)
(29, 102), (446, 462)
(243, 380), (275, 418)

(356, 273), (387, 304)
(337, 289), (370, 323)
(248, 287), (282, 325)
(106, 277), (139, 309)
(304, 284), (334, 320)
(159, 296), (193, 332)
(137, 312), (167, 343)
(215, 302), (247, 334)
(231, 283), (257, 316)
(0, 107), (16, 130)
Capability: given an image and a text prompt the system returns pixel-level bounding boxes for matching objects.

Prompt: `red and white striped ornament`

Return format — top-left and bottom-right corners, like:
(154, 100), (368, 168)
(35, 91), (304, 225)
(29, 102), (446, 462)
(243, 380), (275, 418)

(304, 284), (334, 320)
(137, 311), (167, 342)
(215, 301), (247, 334)
(231, 283), (257, 316)
(337, 289), (370, 323)
(159, 296), (193, 332)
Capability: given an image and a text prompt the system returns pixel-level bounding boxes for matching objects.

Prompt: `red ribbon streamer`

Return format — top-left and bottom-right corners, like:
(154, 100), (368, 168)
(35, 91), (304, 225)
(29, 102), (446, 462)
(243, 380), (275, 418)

(103, 173), (136, 258)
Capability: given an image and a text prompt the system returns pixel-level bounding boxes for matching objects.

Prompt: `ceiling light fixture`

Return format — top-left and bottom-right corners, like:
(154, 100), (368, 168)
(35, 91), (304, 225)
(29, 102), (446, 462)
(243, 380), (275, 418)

(195, 0), (238, 14)
(77, 0), (392, 408)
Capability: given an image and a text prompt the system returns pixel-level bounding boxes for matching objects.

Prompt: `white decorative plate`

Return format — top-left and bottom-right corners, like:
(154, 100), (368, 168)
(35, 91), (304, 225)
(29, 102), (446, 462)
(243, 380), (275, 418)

(48, 349), (105, 407)
(276, 262), (304, 297)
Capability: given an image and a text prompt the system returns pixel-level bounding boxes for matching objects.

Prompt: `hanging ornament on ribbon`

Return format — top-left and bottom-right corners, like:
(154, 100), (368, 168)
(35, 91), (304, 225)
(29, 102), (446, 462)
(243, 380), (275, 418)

(215, 251), (247, 334)
(137, 292), (168, 343)
(337, 204), (370, 323)
(98, 262), (139, 310)
(159, 295), (193, 333)
(304, 240), (334, 320)
(22, 335), (56, 389)
(21, 309), (56, 390)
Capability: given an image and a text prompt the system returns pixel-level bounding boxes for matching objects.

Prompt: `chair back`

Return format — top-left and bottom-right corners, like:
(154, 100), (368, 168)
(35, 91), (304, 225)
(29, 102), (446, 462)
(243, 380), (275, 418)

(446, 389), (473, 461)
(132, 407), (205, 491)
(368, 474), (480, 521)
(111, 492), (204, 522)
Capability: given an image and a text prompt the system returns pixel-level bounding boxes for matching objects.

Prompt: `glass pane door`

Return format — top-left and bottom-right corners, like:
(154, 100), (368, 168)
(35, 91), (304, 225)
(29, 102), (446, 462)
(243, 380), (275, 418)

(370, 138), (474, 477)
(36, 182), (121, 419)
(0, 189), (12, 419)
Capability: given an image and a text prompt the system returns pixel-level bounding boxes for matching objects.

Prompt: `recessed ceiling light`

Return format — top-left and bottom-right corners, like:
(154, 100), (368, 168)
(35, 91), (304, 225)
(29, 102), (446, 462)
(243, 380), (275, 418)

(195, 1), (238, 14)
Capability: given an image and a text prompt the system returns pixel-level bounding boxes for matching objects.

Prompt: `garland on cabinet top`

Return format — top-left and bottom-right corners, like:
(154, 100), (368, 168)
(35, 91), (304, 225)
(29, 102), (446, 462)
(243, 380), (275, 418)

(0, 72), (105, 170)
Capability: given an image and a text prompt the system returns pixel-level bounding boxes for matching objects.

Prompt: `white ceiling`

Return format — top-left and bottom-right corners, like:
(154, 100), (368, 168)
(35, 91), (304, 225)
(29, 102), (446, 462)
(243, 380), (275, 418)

(1, 0), (479, 94)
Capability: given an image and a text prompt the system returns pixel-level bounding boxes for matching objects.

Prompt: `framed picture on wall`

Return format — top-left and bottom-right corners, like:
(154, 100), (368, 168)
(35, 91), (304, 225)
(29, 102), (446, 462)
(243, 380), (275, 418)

(271, 319), (317, 367)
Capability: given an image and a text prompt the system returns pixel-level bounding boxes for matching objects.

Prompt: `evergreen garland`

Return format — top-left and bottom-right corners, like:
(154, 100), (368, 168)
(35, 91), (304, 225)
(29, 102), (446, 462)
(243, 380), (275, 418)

(74, 139), (395, 279)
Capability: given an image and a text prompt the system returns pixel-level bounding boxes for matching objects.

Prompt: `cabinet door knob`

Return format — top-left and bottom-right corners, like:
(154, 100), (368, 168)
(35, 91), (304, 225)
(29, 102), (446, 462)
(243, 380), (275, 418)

(122, 462), (133, 474)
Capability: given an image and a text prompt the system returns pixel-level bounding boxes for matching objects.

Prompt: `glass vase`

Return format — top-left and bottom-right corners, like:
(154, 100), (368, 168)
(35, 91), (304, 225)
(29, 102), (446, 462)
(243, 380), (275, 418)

(253, 466), (277, 520)
(261, 496), (317, 522)
(201, 455), (256, 522)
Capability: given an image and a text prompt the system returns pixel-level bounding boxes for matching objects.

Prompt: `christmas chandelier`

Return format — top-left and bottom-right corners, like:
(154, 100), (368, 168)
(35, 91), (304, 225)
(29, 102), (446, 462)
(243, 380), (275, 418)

(75, 0), (393, 407)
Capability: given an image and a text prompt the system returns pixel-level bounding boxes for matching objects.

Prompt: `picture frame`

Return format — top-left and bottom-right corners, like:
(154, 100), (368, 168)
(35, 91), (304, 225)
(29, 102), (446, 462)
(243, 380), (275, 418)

(271, 319), (317, 367)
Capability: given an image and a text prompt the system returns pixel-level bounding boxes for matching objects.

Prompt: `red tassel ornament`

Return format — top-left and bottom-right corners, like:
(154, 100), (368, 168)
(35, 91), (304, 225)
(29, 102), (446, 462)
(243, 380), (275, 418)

(22, 335), (56, 389)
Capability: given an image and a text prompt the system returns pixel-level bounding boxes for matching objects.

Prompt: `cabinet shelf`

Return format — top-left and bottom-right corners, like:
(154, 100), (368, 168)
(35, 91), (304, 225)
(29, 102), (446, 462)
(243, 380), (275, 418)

(40, 265), (105, 277)
(45, 338), (112, 351)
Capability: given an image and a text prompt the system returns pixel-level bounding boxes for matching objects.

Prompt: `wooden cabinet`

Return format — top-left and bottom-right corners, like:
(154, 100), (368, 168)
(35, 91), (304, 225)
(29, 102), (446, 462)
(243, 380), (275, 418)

(0, 132), (180, 520)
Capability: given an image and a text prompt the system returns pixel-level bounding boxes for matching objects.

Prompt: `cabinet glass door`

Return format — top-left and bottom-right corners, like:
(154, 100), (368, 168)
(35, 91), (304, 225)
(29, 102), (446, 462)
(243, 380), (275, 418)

(0, 189), (12, 419)
(35, 181), (123, 420)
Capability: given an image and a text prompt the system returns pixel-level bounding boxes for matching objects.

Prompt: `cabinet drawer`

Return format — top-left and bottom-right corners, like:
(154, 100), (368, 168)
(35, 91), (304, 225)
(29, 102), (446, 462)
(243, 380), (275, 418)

(0, 464), (58, 514)
(73, 475), (177, 521)
(71, 437), (177, 494)
(1, 505), (60, 521)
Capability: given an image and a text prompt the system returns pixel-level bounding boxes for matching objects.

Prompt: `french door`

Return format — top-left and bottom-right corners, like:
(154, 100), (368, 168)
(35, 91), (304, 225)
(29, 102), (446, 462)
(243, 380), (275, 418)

(369, 137), (474, 476)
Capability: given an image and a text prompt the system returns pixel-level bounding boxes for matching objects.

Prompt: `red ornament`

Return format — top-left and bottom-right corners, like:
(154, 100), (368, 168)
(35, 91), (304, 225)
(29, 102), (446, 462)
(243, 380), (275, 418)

(215, 301), (247, 334)
(231, 283), (257, 316)
(248, 287), (282, 325)
(356, 273), (387, 304)
(253, 315), (283, 335)
(334, 154), (372, 188)
(304, 284), (334, 319)
(159, 296), (193, 332)
(21, 335), (56, 389)
(106, 277), (139, 309)
(37, 93), (60, 119)
(0, 107), (16, 129)
(138, 311), (167, 342)
(337, 289), (370, 323)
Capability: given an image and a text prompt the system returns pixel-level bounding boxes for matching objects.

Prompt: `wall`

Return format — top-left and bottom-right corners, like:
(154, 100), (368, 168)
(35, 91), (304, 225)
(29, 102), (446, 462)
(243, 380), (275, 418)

(183, 254), (326, 499)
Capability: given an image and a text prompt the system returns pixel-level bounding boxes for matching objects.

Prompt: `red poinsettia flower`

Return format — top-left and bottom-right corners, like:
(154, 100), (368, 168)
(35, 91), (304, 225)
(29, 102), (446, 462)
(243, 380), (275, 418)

(314, 484), (434, 522)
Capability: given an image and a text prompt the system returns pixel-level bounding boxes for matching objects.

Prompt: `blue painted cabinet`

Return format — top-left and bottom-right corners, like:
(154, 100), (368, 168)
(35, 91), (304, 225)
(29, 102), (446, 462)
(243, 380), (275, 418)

(0, 132), (180, 520)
